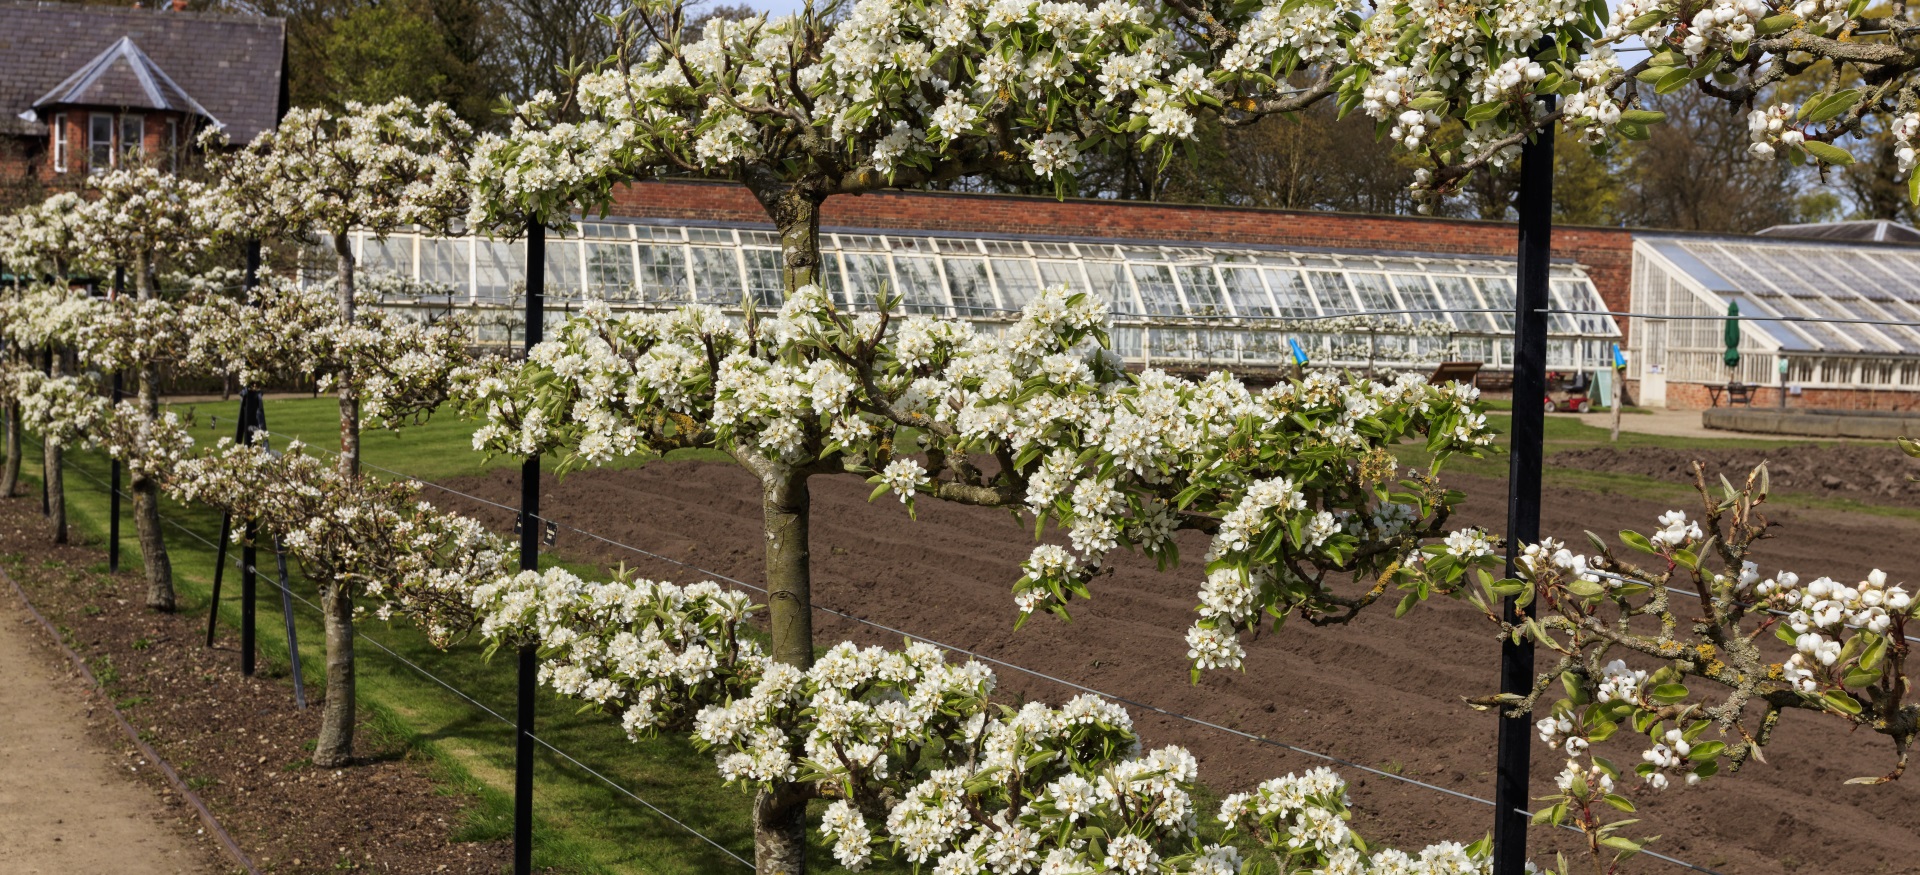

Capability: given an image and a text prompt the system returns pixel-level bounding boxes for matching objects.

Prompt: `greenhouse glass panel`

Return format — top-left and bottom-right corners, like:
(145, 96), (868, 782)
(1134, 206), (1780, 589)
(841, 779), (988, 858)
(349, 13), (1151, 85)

(1242, 330), (1284, 363)
(546, 239), (582, 299)
(692, 246), (744, 306)
(637, 244), (691, 303)
(1390, 274), (1446, 323)
(587, 241), (636, 299)
(1848, 253), (1920, 301)
(362, 236), (410, 277)
(820, 252), (846, 301)
(1476, 277), (1516, 330)
(1221, 266), (1275, 317)
(1131, 264), (1182, 316)
(1305, 270), (1352, 314)
(1036, 260), (1085, 294)
(1263, 269), (1317, 318)
(1347, 272), (1406, 321)
(419, 237), (467, 294)
(835, 252), (889, 310)
(893, 255), (949, 315)
(475, 238), (524, 301)
(1082, 261), (1131, 313)
(1545, 280), (1585, 333)
(991, 258), (1042, 310)
(742, 249), (784, 307)
(945, 257), (995, 315)
(1430, 275), (1494, 330)
(1176, 265), (1230, 316)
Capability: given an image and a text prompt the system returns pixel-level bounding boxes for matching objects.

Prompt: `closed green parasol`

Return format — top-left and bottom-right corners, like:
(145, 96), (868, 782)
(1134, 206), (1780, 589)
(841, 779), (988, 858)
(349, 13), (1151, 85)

(1724, 301), (1741, 368)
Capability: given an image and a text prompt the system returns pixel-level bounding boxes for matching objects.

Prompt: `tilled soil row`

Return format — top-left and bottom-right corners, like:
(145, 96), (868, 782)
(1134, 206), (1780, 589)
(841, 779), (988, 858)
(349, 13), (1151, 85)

(0, 496), (512, 874)
(439, 460), (1920, 875)
(1553, 442), (1920, 508)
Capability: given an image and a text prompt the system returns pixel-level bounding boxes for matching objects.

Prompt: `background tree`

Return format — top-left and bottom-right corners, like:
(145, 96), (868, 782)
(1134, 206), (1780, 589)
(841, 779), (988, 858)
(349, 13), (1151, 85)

(208, 101), (469, 766)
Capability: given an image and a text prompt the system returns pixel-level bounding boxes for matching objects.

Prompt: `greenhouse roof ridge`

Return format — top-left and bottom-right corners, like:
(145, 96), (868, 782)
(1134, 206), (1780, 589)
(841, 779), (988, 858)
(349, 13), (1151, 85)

(1754, 219), (1920, 244)
(582, 213), (1590, 268)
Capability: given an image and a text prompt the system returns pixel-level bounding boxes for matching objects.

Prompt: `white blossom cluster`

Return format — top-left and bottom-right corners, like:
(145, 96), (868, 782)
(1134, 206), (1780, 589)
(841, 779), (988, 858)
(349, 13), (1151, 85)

(205, 98), (471, 242)
(169, 437), (512, 642)
(449, 564), (1514, 875)
(1499, 494), (1920, 840)
(461, 286), (1497, 675)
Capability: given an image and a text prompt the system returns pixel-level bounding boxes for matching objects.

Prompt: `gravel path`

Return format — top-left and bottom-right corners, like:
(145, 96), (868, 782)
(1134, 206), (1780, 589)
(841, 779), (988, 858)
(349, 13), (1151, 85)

(0, 589), (207, 874)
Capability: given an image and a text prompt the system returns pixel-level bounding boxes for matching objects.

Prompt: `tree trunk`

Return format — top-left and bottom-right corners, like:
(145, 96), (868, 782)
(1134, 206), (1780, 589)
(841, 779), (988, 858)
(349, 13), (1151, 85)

(744, 183), (827, 875)
(47, 438), (64, 544)
(134, 259), (174, 611)
(315, 233), (361, 766)
(334, 237), (360, 481)
(46, 350), (64, 543)
(753, 786), (808, 875)
(758, 468), (812, 873)
(313, 580), (356, 767)
(1, 400), (19, 497)
(763, 469), (814, 670)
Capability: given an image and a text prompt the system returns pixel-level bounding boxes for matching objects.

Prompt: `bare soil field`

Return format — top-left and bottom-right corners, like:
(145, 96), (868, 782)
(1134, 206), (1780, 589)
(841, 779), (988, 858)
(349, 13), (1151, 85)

(441, 460), (1920, 875)
(1554, 442), (1920, 509)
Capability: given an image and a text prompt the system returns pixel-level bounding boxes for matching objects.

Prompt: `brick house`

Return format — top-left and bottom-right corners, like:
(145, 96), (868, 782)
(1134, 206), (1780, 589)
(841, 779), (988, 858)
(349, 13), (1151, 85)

(0, 1), (284, 195)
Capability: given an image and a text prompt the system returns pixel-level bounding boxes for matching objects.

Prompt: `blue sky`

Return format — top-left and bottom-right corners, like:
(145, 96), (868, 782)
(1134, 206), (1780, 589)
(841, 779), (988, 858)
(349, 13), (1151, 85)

(733, 0), (812, 17)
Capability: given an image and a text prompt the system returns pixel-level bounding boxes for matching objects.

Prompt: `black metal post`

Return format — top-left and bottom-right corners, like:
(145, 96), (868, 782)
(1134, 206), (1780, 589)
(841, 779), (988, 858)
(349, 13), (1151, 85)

(109, 370), (123, 573)
(514, 220), (545, 875)
(207, 390), (254, 649)
(1494, 115), (1555, 875)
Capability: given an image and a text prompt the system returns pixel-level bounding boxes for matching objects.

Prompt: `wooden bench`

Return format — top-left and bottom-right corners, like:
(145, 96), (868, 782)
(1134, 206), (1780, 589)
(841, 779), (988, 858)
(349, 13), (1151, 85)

(1428, 361), (1483, 386)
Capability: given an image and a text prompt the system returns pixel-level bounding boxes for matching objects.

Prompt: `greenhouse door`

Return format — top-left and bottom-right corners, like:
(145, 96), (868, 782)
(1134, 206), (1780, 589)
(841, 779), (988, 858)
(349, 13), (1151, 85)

(1639, 320), (1667, 407)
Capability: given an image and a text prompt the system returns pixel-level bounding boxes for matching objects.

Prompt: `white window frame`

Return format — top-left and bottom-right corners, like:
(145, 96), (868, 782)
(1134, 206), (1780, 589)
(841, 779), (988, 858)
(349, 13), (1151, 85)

(51, 113), (68, 173)
(89, 113), (114, 172)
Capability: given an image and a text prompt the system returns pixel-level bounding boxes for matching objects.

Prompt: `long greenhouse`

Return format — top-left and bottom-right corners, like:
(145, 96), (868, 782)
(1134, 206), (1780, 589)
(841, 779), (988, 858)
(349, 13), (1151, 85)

(1630, 230), (1920, 408)
(348, 218), (1623, 375)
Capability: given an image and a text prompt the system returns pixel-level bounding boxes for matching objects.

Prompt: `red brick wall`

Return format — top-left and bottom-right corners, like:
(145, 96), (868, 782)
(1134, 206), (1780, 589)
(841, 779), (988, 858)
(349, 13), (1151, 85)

(607, 180), (1637, 326)
(1650, 380), (1920, 412)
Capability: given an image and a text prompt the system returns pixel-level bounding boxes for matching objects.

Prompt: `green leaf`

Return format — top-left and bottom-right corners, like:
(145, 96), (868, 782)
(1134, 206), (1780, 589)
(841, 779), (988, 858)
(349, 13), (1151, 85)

(1624, 10), (1666, 29)
(1649, 683), (1690, 704)
(1803, 89), (1862, 124)
(1803, 141), (1856, 166)
(1619, 109), (1667, 125)
(1604, 793), (1637, 812)
(1686, 740), (1725, 762)
(1824, 689), (1864, 715)
(1757, 13), (1797, 34)
(1907, 172), (1918, 206)
(1619, 530), (1656, 554)
(1394, 589), (1421, 618)
(1600, 836), (1644, 854)
(1654, 66), (1694, 94)
(1463, 102), (1505, 125)
(1634, 66), (1674, 86)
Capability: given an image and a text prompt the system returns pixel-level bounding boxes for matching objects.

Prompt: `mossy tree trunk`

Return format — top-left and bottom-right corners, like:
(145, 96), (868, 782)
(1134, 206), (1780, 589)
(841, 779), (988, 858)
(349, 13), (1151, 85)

(315, 233), (361, 767)
(47, 350), (65, 545)
(1, 399), (19, 498)
(133, 256), (175, 611)
(745, 182), (825, 875)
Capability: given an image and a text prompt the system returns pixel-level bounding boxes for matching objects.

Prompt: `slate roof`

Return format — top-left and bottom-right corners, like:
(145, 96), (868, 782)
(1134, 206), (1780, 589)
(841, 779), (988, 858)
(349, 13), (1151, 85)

(0, 1), (283, 143)
(29, 36), (219, 125)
